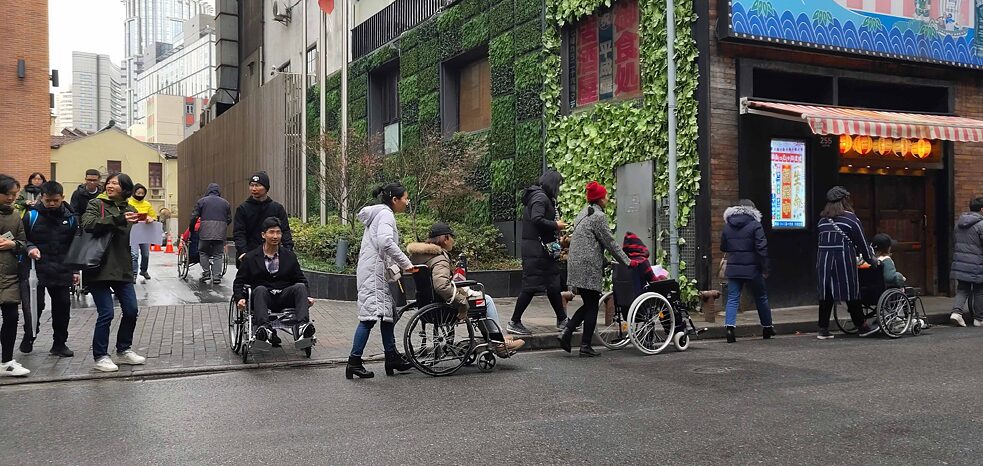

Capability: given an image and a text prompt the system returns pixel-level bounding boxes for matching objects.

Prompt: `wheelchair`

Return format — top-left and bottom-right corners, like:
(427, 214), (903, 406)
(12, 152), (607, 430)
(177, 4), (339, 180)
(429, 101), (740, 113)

(833, 264), (927, 338)
(228, 285), (316, 363)
(178, 229), (230, 281)
(597, 264), (705, 354)
(396, 265), (512, 377)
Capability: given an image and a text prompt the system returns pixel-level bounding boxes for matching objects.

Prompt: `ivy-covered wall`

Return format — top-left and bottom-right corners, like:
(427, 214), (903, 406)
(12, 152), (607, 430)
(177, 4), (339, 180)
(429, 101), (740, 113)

(542, 0), (701, 295)
(322, 0), (546, 226)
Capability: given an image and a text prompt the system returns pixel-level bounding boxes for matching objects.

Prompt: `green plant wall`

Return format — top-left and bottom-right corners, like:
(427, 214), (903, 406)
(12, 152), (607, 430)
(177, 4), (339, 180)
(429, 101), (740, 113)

(542, 0), (701, 300)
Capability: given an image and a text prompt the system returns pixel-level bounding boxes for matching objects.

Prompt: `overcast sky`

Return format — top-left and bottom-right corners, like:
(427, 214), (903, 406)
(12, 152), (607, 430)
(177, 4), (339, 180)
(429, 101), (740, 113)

(48, 0), (213, 91)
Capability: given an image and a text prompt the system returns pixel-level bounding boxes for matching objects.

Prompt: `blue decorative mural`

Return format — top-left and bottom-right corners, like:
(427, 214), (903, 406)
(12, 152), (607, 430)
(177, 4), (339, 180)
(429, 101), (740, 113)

(727, 0), (983, 69)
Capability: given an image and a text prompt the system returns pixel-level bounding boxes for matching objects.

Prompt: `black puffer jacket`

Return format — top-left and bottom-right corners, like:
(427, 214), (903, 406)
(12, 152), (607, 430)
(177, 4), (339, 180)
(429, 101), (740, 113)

(518, 170), (562, 290)
(951, 212), (983, 283)
(233, 196), (293, 258)
(23, 203), (78, 286)
(720, 205), (769, 279)
(69, 184), (103, 220)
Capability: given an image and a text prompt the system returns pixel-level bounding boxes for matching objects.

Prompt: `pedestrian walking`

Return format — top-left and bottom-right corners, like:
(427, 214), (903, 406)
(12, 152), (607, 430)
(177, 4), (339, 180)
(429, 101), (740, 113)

(507, 169), (569, 336)
(81, 173), (147, 372)
(949, 196), (983, 328)
(128, 184), (157, 280)
(0, 174), (40, 377)
(720, 199), (774, 343)
(14, 172), (45, 216)
(345, 182), (416, 379)
(816, 186), (877, 340)
(19, 181), (77, 357)
(69, 169), (103, 221)
(190, 183), (232, 284)
(233, 172), (293, 264)
(559, 181), (631, 357)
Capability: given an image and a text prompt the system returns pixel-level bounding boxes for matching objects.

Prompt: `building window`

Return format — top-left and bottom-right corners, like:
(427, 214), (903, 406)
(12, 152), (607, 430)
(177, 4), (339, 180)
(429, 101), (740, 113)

(278, 61), (291, 73)
(148, 162), (163, 188)
(369, 61), (400, 154)
(458, 57), (491, 132)
(50, 163), (57, 182)
(306, 46), (318, 86)
(107, 160), (122, 175)
(185, 103), (195, 114)
(563, 0), (641, 112)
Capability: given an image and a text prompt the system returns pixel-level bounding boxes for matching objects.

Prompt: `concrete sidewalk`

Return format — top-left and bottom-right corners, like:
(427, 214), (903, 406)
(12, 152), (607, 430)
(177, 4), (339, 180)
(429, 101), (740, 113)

(0, 253), (961, 385)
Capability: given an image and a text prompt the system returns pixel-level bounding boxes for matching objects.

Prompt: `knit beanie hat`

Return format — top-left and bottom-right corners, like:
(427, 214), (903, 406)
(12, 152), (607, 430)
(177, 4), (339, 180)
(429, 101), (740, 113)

(586, 181), (607, 203)
(622, 232), (650, 259)
(250, 171), (271, 190)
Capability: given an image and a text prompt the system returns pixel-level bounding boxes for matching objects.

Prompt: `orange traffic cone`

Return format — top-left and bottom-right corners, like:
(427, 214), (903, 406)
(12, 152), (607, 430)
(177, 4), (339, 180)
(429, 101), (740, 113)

(151, 243), (161, 252)
(165, 235), (175, 254)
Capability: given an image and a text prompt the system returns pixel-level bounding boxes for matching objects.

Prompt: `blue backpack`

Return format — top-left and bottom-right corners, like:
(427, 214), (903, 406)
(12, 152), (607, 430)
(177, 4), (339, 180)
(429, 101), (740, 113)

(20, 209), (77, 263)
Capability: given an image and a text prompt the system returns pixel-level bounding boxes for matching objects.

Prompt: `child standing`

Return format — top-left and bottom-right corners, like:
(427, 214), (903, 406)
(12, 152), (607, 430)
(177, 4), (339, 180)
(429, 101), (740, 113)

(0, 175), (39, 377)
(871, 233), (906, 289)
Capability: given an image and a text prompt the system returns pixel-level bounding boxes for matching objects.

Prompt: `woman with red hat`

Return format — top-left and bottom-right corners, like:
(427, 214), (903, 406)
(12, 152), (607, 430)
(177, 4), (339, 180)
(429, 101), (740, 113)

(560, 181), (631, 357)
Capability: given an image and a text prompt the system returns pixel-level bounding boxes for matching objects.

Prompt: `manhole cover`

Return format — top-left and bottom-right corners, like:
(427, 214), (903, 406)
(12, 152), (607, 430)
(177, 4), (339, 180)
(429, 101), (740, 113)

(691, 366), (740, 374)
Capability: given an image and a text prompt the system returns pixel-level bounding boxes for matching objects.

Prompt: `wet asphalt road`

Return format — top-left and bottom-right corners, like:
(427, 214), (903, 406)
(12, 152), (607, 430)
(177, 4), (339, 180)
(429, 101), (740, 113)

(1, 326), (981, 465)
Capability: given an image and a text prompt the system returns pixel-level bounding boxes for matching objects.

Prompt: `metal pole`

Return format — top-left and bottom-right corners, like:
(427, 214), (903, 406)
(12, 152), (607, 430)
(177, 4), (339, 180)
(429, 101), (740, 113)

(319, 5), (327, 225)
(339, 0), (349, 224)
(666, 0), (680, 279)
(301, 0), (309, 222)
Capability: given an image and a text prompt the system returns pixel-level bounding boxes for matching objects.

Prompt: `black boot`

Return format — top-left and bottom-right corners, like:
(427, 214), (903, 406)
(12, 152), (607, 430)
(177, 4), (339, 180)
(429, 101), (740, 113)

(558, 327), (572, 353)
(385, 351), (414, 376)
(726, 326), (736, 343)
(50, 344), (74, 358)
(762, 326), (775, 340)
(579, 346), (600, 357)
(345, 356), (374, 379)
(19, 336), (33, 354)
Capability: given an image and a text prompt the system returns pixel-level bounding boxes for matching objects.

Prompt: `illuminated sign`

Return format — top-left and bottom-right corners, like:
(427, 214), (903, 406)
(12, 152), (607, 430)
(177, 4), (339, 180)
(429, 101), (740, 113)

(771, 139), (807, 229)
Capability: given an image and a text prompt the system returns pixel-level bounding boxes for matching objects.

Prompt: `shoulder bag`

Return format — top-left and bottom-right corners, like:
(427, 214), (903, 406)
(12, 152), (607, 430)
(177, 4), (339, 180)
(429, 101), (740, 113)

(824, 218), (869, 268)
(64, 202), (114, 270)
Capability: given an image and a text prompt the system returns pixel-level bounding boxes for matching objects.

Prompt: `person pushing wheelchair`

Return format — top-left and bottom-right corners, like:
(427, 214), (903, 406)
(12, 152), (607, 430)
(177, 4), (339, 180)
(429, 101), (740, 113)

(234, 217), (315, 349)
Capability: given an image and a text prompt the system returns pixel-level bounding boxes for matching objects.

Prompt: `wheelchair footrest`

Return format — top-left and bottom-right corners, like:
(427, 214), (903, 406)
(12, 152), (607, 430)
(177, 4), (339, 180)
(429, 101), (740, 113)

(294, 337), (316, 350)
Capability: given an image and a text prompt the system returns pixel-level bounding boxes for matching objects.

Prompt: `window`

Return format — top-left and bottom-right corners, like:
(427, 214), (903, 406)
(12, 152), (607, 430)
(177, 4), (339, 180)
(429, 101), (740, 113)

(564, 0), (641, 112)
(306, 46), (318, 86)
(50, 163), (56, 182)
(369, 61), (401, 154)
(458, 58), (491, 132)
(185, 103), (195, 114)
(107, 160), (122, 175)
(148, 162), (163, 188)
(278, 61), (291, 73)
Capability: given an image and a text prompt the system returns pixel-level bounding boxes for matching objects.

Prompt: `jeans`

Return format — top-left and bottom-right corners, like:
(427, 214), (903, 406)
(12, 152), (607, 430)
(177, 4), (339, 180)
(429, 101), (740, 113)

(22, 286), (71, 345)
(510, 285), (567, 325)
(952, 280), (983, 320)
(251, 283), (310, 326)
(131, 243), (151, 275)
(566, 289), (602, 348)
(725, 276), (773, 327)
(198, 240), (225, 279)
(350, 319), (396, 357)
(1, 303), (18, 363)
(89, 281), (140, 359)
(481, 295), (505, 342)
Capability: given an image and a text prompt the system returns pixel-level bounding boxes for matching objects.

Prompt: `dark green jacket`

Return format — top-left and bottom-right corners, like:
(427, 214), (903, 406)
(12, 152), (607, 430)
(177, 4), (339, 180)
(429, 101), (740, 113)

(0, 205), (36, 303)
(81, 193), (135, 283)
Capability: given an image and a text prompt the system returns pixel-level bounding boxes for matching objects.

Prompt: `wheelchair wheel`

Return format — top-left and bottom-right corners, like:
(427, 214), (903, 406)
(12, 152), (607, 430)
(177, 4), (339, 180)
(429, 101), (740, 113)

(673, 332), (690, 352)
(222, 245), (229, 276)
(403, 305), (475, 376)
(833, 303), (859, 335)
(627, 292), (675, 355)
(177, 243), (190, 280)
(476, 351), (496, 373)
(228, 298), (243, 353)
(877, 288), (913, 338)
(598, 292), (631, 350)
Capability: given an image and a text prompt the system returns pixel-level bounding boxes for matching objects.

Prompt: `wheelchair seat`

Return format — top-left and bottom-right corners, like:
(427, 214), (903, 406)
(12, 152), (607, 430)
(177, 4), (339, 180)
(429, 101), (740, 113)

(858, 264), (887, 306)
(612, 264), (645, 309)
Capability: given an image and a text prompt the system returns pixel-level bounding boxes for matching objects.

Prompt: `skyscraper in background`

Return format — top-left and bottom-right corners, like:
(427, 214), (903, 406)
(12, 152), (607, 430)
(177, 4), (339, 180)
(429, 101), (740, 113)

(70, 52), (125, 132)
(122, 0), (209, 127)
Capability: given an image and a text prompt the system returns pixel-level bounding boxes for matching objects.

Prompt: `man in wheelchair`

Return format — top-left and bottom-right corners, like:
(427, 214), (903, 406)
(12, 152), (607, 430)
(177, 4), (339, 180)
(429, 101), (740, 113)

(407, 223), (524, 356)
(233, 217), (315, 349)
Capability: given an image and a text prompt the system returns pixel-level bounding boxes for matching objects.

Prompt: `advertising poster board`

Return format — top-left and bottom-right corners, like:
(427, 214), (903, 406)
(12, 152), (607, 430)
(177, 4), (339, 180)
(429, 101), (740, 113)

(770, 139), (807, 229)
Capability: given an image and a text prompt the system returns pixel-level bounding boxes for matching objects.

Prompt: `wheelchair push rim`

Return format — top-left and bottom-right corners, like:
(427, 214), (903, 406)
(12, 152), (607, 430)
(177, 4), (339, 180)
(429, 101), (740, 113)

(877, 288), (913, 338)
(597, 291), (631, 350)
(177, 243), (190, 280)
(627, 292), (676, 355)
(403, 305), (475, 377)
(227, 297), (243, 353)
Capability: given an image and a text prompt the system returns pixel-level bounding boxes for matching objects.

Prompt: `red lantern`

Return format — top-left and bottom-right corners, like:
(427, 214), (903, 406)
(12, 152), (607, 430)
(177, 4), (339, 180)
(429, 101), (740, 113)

(853, 135), (873, 155)
(874, 138), (893, 156)
(839, 135), (853, 154)
(911, 139), (932, 159)
(893, 138), (912, 158)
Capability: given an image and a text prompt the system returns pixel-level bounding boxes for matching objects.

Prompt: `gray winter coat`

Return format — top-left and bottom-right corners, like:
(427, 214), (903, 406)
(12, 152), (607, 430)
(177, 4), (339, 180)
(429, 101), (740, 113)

(566, 203), (630, 292)
(951, 212), (983, 283)
(355, 204), (412, 322)
(189, 183), (232, 241)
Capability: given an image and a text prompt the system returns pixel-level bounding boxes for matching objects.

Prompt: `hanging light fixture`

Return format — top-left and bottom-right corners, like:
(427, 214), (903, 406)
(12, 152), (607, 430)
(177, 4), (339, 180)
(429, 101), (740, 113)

(874, 137), (893, 156)
(839, 134), (853, 154)
(853, 135), (873, 155)
(911, 139), (932, 159)
(893, 138), (912, 158)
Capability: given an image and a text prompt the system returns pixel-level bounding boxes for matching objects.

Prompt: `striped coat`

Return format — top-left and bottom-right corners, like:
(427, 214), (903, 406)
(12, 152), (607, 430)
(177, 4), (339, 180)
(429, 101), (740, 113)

(816, 212), (873, 302)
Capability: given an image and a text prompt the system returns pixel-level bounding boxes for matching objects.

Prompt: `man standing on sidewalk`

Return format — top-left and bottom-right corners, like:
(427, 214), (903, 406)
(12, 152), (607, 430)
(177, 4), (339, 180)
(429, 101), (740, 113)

(69, 169), (102, 221)
(19, 182), (77, 357)
(233, 172), (293, 265)
(950, 196), (983, 327)
(189, 183), (231, 284)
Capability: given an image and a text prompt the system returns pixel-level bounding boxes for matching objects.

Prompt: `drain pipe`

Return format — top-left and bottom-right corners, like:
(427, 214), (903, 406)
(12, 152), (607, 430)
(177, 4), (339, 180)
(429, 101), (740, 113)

(665, 0), (680, 279)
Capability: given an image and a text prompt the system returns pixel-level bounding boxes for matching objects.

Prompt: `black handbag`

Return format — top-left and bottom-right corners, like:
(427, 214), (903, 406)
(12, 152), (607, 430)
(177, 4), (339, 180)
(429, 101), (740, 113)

(64, 202), (115, 270)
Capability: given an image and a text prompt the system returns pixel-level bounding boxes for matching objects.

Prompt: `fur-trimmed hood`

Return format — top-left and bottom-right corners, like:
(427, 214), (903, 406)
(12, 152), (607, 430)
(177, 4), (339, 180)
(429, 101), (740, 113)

(407, 242), (444, 257)
(724, 205), (762, 227)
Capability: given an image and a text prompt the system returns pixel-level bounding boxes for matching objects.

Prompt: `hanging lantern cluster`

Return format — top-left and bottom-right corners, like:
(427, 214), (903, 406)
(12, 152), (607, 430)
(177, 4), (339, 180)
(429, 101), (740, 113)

(839, 135), (933, 159)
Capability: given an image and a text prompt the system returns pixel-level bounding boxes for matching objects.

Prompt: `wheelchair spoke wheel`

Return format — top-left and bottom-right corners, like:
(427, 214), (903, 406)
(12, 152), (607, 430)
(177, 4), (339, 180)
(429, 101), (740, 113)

(628, 293), (675, 355)
(228, 298), (243, 353)
(598, 292), (631, 350)
(403, 305), (474, 376)
(177, 246), (189, 280)
(832, 303), (859, 335)
(877, 289), (912, 338)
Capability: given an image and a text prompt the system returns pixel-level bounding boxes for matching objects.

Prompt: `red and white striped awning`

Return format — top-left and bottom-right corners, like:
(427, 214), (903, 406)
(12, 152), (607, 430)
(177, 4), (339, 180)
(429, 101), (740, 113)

(741, 98), (983, 143)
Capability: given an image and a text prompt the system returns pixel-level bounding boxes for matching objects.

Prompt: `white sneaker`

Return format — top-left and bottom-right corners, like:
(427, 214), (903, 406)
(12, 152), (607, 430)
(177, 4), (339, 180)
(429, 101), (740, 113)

(117, 350), (146, 365)
(974, 319), (983, 327)
(951, 312), (967, 327)
(0, 360), (30, 377)
(94, 356), (119, 372)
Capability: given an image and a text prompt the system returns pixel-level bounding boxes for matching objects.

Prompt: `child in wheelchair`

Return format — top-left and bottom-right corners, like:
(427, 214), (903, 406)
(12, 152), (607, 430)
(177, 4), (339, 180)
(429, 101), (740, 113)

(872, 234), (906, 289)
(407, 223), (524, 357)
(621, 232), (698, 338)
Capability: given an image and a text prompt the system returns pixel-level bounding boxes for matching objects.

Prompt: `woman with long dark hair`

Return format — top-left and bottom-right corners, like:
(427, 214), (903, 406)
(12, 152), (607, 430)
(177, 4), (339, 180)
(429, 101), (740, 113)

(346, 182), (417, 379)
(14, 172), (45, 215)
(816, 186), (877, 339)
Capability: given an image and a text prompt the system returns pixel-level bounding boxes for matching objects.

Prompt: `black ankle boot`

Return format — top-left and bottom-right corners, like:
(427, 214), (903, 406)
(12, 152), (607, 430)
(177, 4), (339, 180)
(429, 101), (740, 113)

(19, 336), (33, 354)
(558, 328), (572, 353)
(384, 351), (414, 376)
(762, 326), (775, 340)
(579, 346), (600, 357)
(726, 326), (736, 343)
(345, 356), (374, 379)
